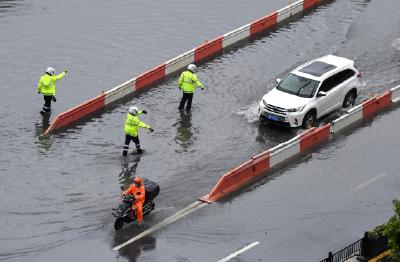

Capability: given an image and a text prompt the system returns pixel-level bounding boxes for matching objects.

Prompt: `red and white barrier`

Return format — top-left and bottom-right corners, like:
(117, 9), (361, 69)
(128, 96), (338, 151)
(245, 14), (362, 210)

(250, 12), (278, 36)
(201, 151), (270, 202)
(201, 124), (331, 202)
(268, 135), (301, 168)
(45, 93), (106, 134)
(104, 78), (136, 105)
(45, 0), (330, 134)
(331, 104), (363, 134)
(222, 25), (251, 49)
(332, 91), (393, 134)
(277, 0), (304, 23)
(165, 49), (195, 76)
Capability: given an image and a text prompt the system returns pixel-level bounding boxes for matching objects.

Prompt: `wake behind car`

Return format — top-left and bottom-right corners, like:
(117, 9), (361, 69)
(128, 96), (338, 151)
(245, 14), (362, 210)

(259, 55), (361, 128)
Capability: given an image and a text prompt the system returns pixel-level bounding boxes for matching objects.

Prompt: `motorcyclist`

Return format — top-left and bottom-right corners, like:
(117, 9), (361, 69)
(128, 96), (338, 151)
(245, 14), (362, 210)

(124, 177), (145, 226)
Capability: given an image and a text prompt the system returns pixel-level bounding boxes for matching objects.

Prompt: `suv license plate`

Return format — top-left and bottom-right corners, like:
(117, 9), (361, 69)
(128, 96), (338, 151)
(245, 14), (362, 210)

(267, 114), (281, 121)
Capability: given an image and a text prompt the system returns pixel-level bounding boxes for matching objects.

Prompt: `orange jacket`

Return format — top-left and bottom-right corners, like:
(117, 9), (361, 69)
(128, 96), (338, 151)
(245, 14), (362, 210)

(124, 183), (145, 203)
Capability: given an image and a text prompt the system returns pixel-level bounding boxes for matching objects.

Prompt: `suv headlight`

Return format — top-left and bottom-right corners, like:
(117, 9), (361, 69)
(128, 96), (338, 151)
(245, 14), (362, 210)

(287, 106), (305, 112)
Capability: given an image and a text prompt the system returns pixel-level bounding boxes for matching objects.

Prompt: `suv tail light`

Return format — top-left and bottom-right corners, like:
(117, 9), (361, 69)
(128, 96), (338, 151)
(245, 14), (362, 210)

(357, 71), (362, 78)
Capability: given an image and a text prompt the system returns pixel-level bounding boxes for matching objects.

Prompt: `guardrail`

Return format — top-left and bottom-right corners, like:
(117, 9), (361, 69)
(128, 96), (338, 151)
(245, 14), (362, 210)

(320, 231), (389, 262)
(320, 238), (363, 262)
(45, 0), (332, 134)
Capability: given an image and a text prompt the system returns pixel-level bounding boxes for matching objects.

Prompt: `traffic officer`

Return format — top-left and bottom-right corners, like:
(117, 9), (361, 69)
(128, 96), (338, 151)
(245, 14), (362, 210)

(123, 106), (154, 156)
(178, 64), (204, 110)
(124, 176), (145, 226)
(37, 67), (67, 115)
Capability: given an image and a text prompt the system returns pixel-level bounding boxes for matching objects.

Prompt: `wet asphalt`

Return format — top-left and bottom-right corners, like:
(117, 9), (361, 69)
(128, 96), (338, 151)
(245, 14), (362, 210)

(1, 0), (400, 261)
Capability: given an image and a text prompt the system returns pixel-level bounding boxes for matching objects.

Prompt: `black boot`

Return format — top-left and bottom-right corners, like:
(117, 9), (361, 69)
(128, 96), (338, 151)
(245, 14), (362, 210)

(123, 145), (129, 156)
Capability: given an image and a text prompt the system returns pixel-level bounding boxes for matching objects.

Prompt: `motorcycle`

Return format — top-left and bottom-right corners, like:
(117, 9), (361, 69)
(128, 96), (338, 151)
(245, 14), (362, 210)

(112, 179), (160, 230)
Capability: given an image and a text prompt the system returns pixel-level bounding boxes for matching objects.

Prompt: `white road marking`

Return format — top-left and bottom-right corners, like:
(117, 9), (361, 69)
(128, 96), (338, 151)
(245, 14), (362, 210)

(217, 241), (260, 262)
(353, 172), (387, 192)
(112, 201), (207, 251)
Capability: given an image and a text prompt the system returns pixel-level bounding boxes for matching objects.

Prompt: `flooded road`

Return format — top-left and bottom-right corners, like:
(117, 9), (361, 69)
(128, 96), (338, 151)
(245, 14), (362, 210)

(1, 0), (400, 261)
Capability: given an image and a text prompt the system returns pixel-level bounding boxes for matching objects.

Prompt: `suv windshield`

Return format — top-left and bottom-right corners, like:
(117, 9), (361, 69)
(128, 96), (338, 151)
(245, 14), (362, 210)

(277, 73), (319, 98)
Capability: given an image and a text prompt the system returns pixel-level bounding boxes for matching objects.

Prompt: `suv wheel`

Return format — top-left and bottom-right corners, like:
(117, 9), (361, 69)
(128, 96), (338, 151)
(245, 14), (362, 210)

(302, 111), (316, 129)
(343, 91), (356, 108)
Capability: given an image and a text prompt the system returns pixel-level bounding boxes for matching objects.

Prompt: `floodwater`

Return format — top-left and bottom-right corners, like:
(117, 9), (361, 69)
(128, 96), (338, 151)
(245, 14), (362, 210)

(1, 0), (400, 261)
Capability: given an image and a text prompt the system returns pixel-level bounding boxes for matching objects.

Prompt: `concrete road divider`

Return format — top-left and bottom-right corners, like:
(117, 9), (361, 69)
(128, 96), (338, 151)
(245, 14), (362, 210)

(300, 124), (331, 152)
(362, 91), (392, 119)
(46, 0), (332, 134)
(135, 64), (166, 91)
(303, 0), (321, 10)
(277, 0), (304, 23)
(268, 135), (301, 168)
(250, 12), (278, 36)
(201, 124), (332, 202)
(104, 78), (136, 105)
(331, 104), (363, 134)
(194, 37), (223, 62)
(332, 90), (394, 134)
(222, 25), (251, 49)
(165, 49), (195, 76)
(45, 93), (106, 134)
(202, 151), (271, 202)
(391, 85), (400, 103)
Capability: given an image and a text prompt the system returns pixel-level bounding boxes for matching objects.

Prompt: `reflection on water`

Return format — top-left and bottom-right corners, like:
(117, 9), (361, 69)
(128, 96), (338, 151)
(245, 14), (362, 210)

(113, 234), (156, 262)
(118, 156), (142, 189)
(0, 0), (20, 16)
(34, 115), (52, 153)
(173, 110), (198, 153)
(256, 121), (299, 145)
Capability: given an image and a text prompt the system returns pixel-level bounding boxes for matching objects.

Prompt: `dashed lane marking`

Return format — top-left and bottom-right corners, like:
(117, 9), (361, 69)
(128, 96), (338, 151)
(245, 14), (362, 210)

(217, 241), (260, 262)
(353, 172), (387, 192)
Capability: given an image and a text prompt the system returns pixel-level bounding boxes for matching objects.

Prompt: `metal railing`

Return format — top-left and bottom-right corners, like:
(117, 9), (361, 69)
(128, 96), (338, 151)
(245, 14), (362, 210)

(320, 238), (363, 262)
(320, 232), (367, 262)
(320, 231), (389, 262)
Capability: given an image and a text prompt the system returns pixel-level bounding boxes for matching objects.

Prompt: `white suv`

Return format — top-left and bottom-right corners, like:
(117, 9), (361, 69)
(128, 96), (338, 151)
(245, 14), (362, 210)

(259, 55), (361, 128)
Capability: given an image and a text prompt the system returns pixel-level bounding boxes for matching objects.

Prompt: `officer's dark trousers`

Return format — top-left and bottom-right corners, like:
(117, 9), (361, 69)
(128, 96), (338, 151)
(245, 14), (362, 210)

(41, 95), (52, 113)
(123, 134), (141, 156)
(178, 92), (193, 110)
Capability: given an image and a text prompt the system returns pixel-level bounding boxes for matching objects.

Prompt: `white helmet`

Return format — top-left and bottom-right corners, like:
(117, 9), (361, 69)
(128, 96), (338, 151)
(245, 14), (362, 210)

(187, 64), (196, 73)
(46, 67), (55, 76)
(129, 106), (138, 115)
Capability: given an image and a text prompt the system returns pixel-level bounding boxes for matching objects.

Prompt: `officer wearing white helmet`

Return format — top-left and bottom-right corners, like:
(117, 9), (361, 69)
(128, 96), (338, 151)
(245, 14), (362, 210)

(123, 106), (154, 156)
(178, 63), (204, 110)
(37, 67), (67, 115)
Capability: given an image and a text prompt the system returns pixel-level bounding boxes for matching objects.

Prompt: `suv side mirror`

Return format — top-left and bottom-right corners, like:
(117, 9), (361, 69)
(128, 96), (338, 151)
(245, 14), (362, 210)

(276, 78), (282, 84)
(317, 91), (327, 97)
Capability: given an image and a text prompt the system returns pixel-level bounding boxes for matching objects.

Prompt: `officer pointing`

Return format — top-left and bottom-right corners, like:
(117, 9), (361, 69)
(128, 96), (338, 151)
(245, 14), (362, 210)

(37, 67), (67, 115)
(123, 106), (154, 156)
(178, 64), (204, 110)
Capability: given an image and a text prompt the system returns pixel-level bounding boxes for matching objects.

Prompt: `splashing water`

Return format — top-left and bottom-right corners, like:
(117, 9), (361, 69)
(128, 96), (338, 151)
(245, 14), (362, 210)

(234, 102), (261, 123)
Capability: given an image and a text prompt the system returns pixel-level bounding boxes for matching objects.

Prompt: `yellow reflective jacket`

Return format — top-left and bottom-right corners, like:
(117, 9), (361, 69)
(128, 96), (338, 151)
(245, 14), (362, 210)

(38, 72), (66, 96)
(124, 112), (151, 137)
(178, 70), (203, 93)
